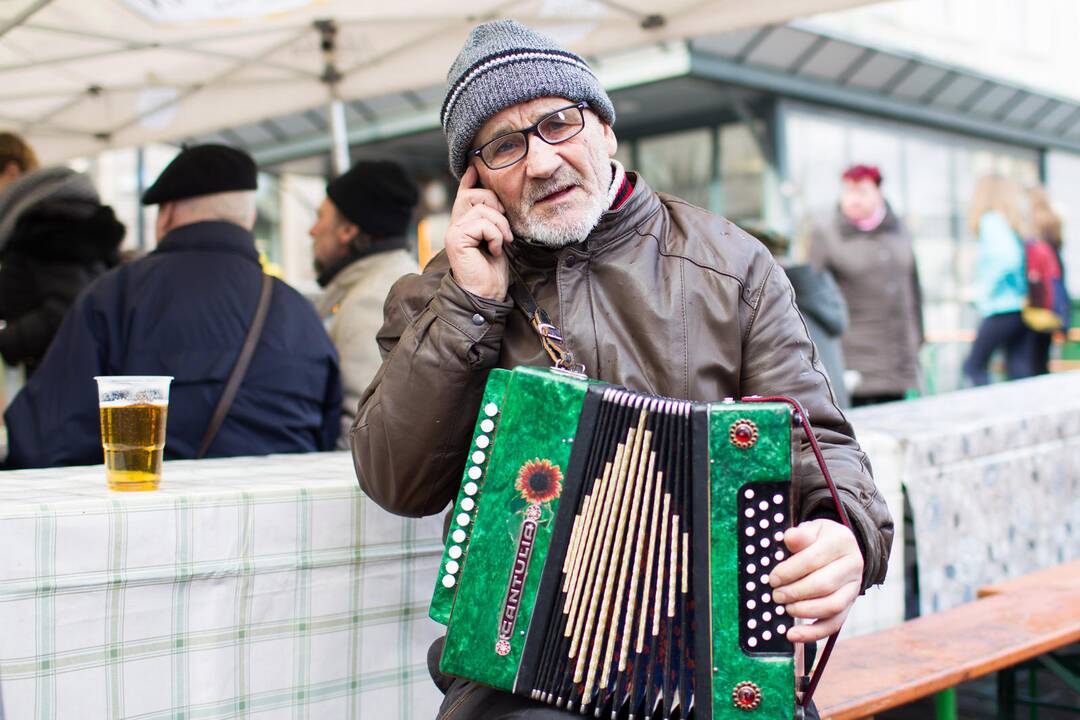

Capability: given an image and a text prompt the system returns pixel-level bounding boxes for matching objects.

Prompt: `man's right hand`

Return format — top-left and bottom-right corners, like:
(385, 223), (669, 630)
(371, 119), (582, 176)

(445, 165), (513, 301)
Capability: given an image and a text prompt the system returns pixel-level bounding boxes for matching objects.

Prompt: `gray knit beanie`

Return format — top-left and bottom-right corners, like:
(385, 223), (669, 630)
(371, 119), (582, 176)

(441, 19), (616, 179)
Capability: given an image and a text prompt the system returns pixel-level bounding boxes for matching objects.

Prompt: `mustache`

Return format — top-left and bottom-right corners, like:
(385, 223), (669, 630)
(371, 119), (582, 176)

(523, 169), (583, 206)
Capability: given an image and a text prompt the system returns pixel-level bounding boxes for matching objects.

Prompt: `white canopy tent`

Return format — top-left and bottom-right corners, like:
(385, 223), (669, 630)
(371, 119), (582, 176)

(1, 0), (876, 165)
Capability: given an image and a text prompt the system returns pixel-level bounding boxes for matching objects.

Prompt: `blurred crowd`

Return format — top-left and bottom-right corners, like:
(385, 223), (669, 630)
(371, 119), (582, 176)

(0, 125), (1069, 469)
(755, 163), (1068, 410)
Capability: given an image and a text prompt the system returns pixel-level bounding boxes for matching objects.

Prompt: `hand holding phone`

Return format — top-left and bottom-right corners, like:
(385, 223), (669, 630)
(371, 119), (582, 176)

(444, 165), (513, 301)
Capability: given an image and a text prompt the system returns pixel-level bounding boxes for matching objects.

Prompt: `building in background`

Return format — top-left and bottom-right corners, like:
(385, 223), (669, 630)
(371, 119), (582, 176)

(71, 0), (1080, 393)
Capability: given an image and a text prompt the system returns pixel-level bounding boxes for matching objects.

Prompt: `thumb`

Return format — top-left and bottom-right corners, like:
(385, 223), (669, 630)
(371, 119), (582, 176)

(783, 521), (823, 555)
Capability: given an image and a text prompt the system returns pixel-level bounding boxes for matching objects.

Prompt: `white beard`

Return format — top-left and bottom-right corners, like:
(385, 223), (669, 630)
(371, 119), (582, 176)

(514, 189), (608, 248)
(508, 144), (614, 248)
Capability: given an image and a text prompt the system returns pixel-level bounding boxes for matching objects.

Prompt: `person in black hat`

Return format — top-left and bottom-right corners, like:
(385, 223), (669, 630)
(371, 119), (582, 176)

(5, 144), (343, 468)
(310, 159), (419, 446)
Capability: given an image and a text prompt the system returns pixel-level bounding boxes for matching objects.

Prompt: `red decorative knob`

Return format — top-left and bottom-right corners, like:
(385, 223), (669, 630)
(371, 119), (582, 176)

(729, 419), (759, 449)
(732, 681), (762, 710)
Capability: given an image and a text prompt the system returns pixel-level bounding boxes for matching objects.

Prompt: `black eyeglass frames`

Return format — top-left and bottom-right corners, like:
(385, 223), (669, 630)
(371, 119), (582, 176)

(471, 102), (588, 170)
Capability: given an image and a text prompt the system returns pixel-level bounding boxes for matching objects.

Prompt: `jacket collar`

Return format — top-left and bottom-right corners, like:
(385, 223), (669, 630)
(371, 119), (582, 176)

(506, 170), (662, 273)
(316, 236), (410, 287)
(154, 221), (260, 264)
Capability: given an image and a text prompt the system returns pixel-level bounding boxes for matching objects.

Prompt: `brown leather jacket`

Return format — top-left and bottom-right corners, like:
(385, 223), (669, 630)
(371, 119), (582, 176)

(351, 174), (893, 589)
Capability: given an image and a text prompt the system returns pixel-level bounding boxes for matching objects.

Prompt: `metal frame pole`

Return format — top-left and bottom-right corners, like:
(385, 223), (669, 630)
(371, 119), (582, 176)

(328, 98), (349, 176)
(315, 19), (349, 177)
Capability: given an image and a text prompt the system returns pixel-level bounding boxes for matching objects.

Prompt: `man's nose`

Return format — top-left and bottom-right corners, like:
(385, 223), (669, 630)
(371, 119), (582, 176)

(523, 135), (561, 179)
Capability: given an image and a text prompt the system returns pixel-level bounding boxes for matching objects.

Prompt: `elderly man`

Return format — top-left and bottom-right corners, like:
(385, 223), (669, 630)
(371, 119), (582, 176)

(352, 20), (892, 719)
(5, 144), (341, 467)
(310, 160), (418, 446)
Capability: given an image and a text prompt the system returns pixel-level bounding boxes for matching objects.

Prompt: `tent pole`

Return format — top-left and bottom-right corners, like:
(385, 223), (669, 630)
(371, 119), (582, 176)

(328, 98), (349, 176)
(316, 19), (349, 177)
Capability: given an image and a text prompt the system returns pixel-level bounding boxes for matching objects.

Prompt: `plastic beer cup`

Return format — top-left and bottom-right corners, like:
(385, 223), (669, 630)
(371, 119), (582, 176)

(94, 376), (173, 491)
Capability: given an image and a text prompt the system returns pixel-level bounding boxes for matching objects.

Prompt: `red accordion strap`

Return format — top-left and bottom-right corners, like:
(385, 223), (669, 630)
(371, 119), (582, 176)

(740, 395), (852, 711)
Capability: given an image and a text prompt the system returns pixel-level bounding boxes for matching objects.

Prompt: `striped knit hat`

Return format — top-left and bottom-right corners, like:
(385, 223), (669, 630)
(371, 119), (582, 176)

(441, 20), (616, 179)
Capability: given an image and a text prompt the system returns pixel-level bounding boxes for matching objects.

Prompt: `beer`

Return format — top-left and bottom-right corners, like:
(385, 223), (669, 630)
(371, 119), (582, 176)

(99, 402), (168, 491)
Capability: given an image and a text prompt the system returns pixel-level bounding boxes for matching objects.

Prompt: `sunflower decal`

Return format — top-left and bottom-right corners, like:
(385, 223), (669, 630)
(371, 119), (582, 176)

(515, 459), (564, 504)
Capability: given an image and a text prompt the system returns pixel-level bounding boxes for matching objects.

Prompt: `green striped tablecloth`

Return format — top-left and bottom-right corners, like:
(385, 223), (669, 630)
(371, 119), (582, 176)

(0, 452), (446, 719)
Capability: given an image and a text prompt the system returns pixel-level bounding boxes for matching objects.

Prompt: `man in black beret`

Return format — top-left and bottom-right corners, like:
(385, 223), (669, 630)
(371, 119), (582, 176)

(5, 144), (343, 467)
(310, 159), (419, 446)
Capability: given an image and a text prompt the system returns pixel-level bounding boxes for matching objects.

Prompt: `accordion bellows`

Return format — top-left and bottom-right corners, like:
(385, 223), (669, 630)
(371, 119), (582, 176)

(431, 366), (797, 719)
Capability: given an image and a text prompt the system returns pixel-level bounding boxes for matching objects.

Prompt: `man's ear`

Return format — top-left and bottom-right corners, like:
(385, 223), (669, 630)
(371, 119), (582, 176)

(155, 202), (175, 242)
(602, 122), (617, 159)
(336, 220), (360, 248)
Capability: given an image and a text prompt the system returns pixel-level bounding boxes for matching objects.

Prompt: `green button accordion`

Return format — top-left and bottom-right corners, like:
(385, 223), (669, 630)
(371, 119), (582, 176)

(430, 366), (802, 719)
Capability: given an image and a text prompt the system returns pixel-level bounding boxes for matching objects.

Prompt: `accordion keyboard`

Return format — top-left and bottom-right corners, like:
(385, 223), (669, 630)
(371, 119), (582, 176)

(738, 482), (791, 654)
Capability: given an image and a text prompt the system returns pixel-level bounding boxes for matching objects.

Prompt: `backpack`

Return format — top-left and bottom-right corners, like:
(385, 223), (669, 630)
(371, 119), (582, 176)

(1021, 237), (1070, 333)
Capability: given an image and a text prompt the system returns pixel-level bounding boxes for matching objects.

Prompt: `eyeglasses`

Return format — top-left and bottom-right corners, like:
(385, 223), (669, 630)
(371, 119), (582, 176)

(471, 102), (588, 170)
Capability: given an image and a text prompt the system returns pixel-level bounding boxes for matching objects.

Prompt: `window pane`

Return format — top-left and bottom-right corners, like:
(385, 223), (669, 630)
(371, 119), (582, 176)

(719, 123), (766, 223)
(636, 128), (713, 210)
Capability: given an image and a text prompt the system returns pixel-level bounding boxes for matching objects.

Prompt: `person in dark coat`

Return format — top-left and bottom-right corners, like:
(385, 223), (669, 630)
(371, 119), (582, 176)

(747, 227), (850, 408)
(4, 144), (342, 468)
(810, 165), (923, 406)
(0, 159), (124, 375)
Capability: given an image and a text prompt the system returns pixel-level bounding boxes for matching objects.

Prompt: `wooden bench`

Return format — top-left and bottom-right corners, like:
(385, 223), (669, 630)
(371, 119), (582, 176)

(976, 559), (1080, 598)
(814, 584), (1080, 719)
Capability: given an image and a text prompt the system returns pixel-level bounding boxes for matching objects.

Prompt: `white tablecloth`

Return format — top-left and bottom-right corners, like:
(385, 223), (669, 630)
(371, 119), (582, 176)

(0, 452), (445, 719)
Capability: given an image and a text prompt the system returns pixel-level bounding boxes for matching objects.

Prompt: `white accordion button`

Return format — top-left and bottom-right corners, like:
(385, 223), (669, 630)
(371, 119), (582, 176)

(472, 451), (485, 464)
(775, 550), (785, 561)
(760, 574), (770, 584)
(745, 545), (755, 554)
(468, 467), (482, 481)
(456, 513), (470, 527)
(480, 419), (495, 433)
(776, 606), (786, 615)
(446, 560), (460, 574)
(761, 556), (770, 567)
(762, 593), (772, 603)
(461, 498), (475, 512)
(442, 575), (456, 588)
(747, 619), (757, 629)
(744, 508), (755, 518)
(448, 545), (463, 559)
(774, 531), (784, 542)
(744, 488), (755, 499)
(747, 637), (758, 648)
(773, 494), (784, 504)
(759, 518), (769, 529)
(763, 611), (772, 622)
(763, 630), (773, 641)
(747, 564), (756, 574)
(452, 529), (466, 543)
(476, 435), (490, 449)
(777, 624), (787, 634)
(746, 599), (757, 610)
(745, 581), (756, 591)
(484, 403), (498, 417)
(745, 526), (756, 537)
(773, 513), (784, 523)
(464, 482), (478, 496)
(759, 537), (770, 548)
